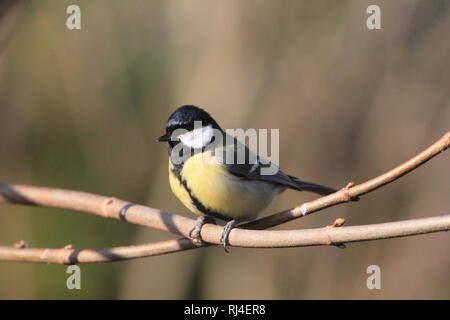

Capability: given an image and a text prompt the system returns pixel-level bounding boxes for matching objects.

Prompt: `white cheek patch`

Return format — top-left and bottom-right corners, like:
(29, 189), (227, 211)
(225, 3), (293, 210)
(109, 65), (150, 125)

(179, 125), (214, 149)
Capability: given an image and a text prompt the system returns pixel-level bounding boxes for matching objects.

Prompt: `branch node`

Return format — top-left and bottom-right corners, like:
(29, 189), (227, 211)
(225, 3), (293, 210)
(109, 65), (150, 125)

(341, 181), (359, 202)
(102, 197), (115, 217)
(330, 218), (346, 228)
(324, 219), (347, 249)
(14, 240), (29, 249)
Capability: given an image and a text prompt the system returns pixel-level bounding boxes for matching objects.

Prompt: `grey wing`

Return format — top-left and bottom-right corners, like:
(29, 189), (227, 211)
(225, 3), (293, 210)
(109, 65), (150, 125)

(215, 135), (302, 190)
(216, 135), (336, 195)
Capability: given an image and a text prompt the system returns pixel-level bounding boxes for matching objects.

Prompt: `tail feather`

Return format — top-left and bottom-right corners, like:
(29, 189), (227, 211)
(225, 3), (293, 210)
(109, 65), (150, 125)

(288, 176), (337, 196)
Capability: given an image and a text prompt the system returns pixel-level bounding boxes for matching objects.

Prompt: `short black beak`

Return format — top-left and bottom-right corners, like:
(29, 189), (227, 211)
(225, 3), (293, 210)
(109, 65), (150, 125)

(157, 133), (171, 142)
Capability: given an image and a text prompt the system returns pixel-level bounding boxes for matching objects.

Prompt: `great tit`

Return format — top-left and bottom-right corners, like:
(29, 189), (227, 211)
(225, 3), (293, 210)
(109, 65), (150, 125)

(158, 105), (336, 251)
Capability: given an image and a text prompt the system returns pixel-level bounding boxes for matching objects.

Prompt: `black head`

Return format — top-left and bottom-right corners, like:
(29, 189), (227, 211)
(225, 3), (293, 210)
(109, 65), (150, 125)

(157, 105), (222, 143)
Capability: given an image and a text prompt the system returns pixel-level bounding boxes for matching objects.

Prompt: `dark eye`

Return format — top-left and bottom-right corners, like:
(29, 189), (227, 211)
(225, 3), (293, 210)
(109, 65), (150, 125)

(168, 140), (178, 148)
(184, 122), (195, 131)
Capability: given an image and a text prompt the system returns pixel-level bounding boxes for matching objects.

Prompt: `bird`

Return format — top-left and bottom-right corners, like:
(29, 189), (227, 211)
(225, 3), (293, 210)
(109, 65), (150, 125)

(157, 105), (337, 251)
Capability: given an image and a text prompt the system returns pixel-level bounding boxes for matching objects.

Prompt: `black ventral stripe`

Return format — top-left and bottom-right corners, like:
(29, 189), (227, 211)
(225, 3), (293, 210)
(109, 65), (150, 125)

(170, 164), (233, 222)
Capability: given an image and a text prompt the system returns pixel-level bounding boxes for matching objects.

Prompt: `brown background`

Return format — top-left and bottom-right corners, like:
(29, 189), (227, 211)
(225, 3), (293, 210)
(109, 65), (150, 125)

(0, 0), (448, 299)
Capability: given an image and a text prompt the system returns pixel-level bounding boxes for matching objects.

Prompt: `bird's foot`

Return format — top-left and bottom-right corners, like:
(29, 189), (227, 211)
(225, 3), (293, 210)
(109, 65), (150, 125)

(189, 216), (215, 245)
(220, 219), (244, 253)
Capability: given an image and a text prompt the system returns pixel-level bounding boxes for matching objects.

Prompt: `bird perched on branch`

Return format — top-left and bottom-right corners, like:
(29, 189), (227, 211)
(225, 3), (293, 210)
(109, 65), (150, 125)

(157, 105), (336, 251)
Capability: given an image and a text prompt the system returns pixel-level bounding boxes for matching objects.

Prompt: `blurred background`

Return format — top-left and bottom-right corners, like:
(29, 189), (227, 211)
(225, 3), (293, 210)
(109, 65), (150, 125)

(0, 0), (448, 299)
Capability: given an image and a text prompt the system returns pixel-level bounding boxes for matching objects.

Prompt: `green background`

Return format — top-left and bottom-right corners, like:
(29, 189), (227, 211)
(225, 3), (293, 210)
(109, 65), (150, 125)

(0, 0), (448, 299)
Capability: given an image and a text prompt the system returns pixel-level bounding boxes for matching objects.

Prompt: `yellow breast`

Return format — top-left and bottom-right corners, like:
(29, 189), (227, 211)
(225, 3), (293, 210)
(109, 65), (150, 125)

(168, 160), (204, 216)
(168, 152), (281, 221)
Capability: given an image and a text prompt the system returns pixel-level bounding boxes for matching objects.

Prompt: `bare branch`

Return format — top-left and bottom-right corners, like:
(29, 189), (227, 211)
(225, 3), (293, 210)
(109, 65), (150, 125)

(244, 130), (450, 230)
(0, 238), (197, 264)
(0, 131), (448, 263)
(0, 215), (448, 264)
